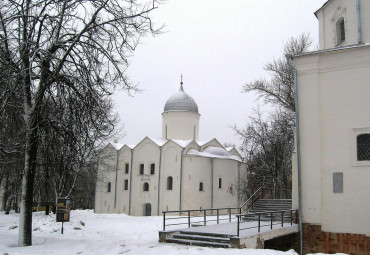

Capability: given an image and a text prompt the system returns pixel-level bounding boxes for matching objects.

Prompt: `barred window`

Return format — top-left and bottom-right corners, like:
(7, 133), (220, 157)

(357, 134), (370, 161)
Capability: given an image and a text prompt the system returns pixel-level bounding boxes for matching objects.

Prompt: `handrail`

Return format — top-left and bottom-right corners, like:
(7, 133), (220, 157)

(240, 186), (263, 210)
(162, 207), (241, 231)
(236, 209), (296, 237)
(162, 185), (293, 232)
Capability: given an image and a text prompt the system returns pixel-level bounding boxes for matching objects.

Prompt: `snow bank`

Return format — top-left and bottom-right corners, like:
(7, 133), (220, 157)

(0, 210), (347, 255)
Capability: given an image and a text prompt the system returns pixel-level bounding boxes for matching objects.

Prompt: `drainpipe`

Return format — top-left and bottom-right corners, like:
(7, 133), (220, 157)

(179, 148), (185, 210)
(356, 0), (362, 44)
(286, 54), (303, 255)
(237, 162), (241, 208)
(114, 149), (119, 209)
(157, 147), (163, 215)
(128, 149), (133, 214)
(211, 158), (214, 209)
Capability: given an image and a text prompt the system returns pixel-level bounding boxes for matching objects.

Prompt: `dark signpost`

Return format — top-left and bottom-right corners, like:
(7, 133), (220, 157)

(56, 198), (71, 234)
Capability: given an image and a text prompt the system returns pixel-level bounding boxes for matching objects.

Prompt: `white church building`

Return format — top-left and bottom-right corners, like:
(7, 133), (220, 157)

(95, 81), (245, 216)
(292, 0), (370, 253)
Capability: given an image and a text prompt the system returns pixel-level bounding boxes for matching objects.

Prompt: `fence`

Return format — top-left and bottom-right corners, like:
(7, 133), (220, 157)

(162, 207), (241, 231)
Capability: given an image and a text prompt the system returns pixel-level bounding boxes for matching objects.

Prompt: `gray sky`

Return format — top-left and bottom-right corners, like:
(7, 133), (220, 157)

(113, 0), (326, 148)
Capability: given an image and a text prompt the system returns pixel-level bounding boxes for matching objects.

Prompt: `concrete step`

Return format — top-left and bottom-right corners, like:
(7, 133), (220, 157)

(173, 233), (230, 244)
(166, 237), (231, 248)
(179, 230), (233, 238)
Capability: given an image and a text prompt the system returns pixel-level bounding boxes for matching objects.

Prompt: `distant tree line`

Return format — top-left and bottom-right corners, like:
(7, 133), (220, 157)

(236, 34), (312, 201)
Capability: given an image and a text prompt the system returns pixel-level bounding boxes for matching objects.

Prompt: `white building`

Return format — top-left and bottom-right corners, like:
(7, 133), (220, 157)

(292, 0), (370, 253)
(95, 81), (245, 216)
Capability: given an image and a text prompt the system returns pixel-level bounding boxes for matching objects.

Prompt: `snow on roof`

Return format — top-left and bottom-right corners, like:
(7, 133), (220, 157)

(147, 137), (167, 147)
(187, 146), (242, 161)
(195, 139), (214, 146)
(171, 139), (193, 148)
(111, 143), (125, 150)
(126, 144), (136, 149)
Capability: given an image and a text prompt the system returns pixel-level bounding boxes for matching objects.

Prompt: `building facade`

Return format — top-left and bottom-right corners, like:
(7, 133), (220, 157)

(95, 81), (245, 216)
(292, 0), (370, 253)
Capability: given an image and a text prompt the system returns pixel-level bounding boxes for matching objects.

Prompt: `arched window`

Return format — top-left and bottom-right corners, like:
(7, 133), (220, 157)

(143, 182), (149, 191)
(167, 176), (173, 190)
(336, 17), (345, 45)
(357, 134), (370, 161)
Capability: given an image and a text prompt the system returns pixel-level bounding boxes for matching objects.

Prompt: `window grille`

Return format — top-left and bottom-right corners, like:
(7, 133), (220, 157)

(357, 134), (370, 161)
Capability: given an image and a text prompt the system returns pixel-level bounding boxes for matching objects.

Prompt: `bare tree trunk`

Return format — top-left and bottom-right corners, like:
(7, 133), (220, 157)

(18, 113), (38, 246)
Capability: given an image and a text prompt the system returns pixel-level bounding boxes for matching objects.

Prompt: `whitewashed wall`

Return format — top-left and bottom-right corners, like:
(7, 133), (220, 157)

(316, 0), (370, 50)
(294, 45), (370, 235)
(130, 139), (161, 216)
(162, 111), (200, 140)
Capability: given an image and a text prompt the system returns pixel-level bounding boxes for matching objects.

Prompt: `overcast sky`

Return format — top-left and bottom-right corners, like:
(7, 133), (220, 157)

(113, 0), (326, 148)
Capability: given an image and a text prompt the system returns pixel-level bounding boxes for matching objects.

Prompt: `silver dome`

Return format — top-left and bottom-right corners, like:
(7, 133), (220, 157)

(164, 83), (199, 114)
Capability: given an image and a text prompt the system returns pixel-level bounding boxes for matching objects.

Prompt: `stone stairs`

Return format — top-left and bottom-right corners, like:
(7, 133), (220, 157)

(165, 230), (233, 248)
(243, 199), (292, 222)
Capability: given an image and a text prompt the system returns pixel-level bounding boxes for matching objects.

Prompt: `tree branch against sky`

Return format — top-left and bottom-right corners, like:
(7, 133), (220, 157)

(242, 34), (312, 113)
(0, 0), (162, 246)
(236, 34), (312, 199)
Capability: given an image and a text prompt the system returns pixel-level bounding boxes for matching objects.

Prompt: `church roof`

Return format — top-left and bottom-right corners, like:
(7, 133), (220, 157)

(163, 80), (199, 114)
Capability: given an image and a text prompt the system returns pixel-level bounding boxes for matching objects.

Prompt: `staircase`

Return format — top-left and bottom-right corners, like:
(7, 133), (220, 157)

(243, 199), (292, 222)
(165, 230), (233, 248)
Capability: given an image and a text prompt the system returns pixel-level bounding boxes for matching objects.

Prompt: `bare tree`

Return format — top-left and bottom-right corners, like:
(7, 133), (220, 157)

(236, 34), (312, 200)
(0, 0), (162, 246)
(235, 109), (295, 199)
(243, 34), (312, 113)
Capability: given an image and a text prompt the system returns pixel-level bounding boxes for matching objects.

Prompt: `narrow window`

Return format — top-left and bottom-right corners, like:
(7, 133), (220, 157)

(357, 134), (370, 161)
(336, 17), (345, 45)
(199, 182), (204, 191)
(125, 163), (129, 174)
(107, 182), (111, 192)
(124, 180), (128, 190)
(139, 164), (144, 175)
(333, 172), (343, 193)
(150, 163), (155, 175)
(167, 176), (173, 190)
(143, 182), (149, 191)
(218, 178), (222, 189)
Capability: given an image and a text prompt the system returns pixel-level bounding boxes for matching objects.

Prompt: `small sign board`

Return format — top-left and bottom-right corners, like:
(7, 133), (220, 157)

(56, 198), (71, 223)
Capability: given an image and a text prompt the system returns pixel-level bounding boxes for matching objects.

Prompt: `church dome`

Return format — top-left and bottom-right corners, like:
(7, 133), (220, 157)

(164, 82), (199, 114)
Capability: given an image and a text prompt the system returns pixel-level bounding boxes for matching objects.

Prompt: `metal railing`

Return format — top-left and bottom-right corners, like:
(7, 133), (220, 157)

(240, 187), (292, 213)
(235, 209), (296, 237)
(162, 207), (241, 231)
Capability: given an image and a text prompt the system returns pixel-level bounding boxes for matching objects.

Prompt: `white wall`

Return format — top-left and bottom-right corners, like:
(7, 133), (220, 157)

(116, 147), (132, 214)
(95, 144), (118, 213)
(160, 142), (182, 213)
(162, 111), (200, 140)
(294, 45), (370, 235)
(130, 139), (161, 216)
(316, 0), (370, 50)
(212, 158), (239, 209)
(182, 156), (212, 210)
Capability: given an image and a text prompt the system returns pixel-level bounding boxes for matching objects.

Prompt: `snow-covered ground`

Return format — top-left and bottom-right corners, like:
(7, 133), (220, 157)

(0, 210), (346, 255)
